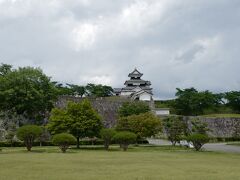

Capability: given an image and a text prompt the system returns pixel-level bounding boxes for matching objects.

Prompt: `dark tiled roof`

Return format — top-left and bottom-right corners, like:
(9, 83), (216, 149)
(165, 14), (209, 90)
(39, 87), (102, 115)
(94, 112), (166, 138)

(128, 68), (143, 77)
(113, 88), (122, 93)
(124, 80), (151, 85)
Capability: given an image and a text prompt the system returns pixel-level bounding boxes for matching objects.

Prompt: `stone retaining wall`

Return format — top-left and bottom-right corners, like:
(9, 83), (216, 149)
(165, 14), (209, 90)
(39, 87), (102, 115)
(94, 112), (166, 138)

(183, 116), (240, 138)
(57, 96), (240, 138)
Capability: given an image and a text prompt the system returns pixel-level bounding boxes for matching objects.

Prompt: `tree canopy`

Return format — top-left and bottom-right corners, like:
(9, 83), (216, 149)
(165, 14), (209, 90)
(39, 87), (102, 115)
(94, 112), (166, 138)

(174, 88), (222, 116)
(48, 100), (103, 148)
(0, 64), (58, 124)
(116, 112), (162, 139)
(86, 83), (113, 97)
(224, 91), (240, 113)
(118, 101), (150, 117)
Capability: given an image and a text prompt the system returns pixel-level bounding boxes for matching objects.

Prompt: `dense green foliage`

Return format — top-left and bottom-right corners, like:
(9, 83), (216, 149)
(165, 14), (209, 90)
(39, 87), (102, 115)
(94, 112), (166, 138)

(100, 128), (116, 150)
(191, 118), (209, 135)
(0, 64), (58, 123)
(117, 112), (162, 139)
(85, 83), (113, 97)
(163, 116), (186, 145)
(224, 91), (240, 113)
(118, 101), (150, 117)
(67, 84), (86, 97)
(53, 82), (113, 98)
(187, 119), (209, 151)
(113, 131), (137, 151)
(187, 134), (209, 151)
(16, 125), (42, 151)
(173, 88), (222, 116)
(52, 133), (76, 153)
(48, 100), (102, 148)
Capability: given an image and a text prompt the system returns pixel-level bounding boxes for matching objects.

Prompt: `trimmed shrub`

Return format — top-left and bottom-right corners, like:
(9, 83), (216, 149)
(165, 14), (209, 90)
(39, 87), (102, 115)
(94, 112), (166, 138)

(187, 133), (209, 151)
(52, 133), (76, 153)
(17, 125), (42, 151)
(113, 131), (137, 151)
(100, 128), (116, 150)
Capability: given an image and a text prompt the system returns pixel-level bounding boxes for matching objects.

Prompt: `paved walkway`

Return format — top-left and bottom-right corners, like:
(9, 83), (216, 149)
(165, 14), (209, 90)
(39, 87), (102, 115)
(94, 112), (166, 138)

(147, 139), (240, 153)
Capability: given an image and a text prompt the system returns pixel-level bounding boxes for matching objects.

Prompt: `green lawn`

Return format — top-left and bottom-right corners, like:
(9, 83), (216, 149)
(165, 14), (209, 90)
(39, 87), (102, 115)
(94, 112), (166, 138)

(0, 145), (240, 180)
(227, 142), (240, 146)
(201, 114), (240, 118)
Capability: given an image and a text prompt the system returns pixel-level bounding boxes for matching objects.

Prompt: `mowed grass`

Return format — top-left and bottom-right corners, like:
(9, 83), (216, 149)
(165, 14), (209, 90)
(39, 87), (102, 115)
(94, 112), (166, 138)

(202, 114), (240, 118)
(0, 145), (240, 180)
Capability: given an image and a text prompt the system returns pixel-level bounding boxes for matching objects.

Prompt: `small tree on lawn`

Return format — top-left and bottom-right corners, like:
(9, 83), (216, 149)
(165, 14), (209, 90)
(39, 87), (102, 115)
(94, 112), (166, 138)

(48, 100), (103, 149)
(116, 112), (162, 140)
(100, 128), (116, 150)
(187, 118), (210, 151)
(163, 116), (185, 146)
(52, 133), (76, 153)
(113, 131), (137, 151)
(17, 125), (42, 151)
(187, 134), (209, 151)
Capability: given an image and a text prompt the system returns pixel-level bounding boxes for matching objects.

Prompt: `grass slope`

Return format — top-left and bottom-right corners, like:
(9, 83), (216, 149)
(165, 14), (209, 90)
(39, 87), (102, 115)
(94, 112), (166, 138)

(0, 146), (240, 180)
(202, 114), (240, 118)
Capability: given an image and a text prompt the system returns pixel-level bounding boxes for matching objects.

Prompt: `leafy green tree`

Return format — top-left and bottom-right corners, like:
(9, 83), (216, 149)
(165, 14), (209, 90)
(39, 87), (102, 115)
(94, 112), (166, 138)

(174, 88), (222, 116)
(16, 125), (42, 151)
(116, 112), (162, 140)
(187, 118), (209, 151)
(187, 134), (209, 151)
(5, 123), (17, 146)
(225, 91), (240, 113)
(48, 100), (103, 148)
(163, 116), (186, 146)
(52, 82), (74, 96)
(67, 84), (86, 97)
(39, 126), (51, 146)
(118, 101), (150, 117)
(86, 83), (113, 97)
(100, 128), (116, 150)
(113, 131), (137, 151)
(191, 118), (209, 135)
(0, 65), (58, 124)
(52, 133), (76, 153)
(0, 63), (12, 76)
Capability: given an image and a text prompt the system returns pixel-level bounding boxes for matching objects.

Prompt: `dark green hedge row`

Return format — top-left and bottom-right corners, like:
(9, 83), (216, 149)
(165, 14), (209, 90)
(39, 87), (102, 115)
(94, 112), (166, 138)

(209, 137), (240, 142)
(0, 139), (149, 147)
(0, 141), (54, 147)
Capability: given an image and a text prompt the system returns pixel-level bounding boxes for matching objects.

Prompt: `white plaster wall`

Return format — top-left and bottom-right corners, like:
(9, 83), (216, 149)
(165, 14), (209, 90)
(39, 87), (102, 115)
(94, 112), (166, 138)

(155, 109), (170, 115)
(120, 92), (132, 96)
(139, 93), (151, 101)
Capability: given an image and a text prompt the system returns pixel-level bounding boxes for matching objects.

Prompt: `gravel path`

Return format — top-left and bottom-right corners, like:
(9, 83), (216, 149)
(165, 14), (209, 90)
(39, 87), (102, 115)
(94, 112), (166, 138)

(147, 139), (240, 153)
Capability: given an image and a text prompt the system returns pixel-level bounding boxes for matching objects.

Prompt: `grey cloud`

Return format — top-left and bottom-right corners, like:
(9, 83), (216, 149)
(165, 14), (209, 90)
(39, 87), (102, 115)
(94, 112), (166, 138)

(0, 0), (240, 99)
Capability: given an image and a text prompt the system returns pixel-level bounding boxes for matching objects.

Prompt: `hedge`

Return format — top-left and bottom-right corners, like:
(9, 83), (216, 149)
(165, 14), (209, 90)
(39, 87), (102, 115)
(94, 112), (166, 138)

(0, 139), (149, 147)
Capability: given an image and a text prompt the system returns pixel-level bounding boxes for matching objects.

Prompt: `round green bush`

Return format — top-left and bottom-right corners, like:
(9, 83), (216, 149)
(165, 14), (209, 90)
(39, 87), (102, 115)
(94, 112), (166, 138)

(100, 128), (116, 150)
(187, 133), (209, 151)
(17, 125), (42, 151)
(113, 131), (137, 151)
(52, 133), (76, 153)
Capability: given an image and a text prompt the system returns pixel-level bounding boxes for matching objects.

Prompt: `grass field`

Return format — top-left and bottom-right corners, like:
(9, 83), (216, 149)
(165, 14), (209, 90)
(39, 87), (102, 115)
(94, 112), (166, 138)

(1, 145), (240, 180)
(202, 114), (240, 118)
(227, 142), (240, 146)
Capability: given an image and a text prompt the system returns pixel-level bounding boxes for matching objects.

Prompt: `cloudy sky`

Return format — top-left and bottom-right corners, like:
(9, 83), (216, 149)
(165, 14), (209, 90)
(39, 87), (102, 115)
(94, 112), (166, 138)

(0, 0), (240, 99)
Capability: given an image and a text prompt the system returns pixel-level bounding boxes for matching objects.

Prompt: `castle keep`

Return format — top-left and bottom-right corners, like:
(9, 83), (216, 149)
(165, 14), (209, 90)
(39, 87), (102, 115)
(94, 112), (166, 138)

(113, 68), (153, 101)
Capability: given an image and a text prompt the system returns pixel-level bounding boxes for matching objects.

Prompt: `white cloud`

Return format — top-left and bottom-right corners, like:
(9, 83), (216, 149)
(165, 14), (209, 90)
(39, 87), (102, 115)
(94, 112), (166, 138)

(72, 23), (99, 50)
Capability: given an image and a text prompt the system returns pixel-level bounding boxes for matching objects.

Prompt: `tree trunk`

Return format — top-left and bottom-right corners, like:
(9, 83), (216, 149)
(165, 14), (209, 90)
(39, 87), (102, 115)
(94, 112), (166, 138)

(122, 144), (128, 151)
(104, 141), (109, 150)
(77, 136), (80, 149)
